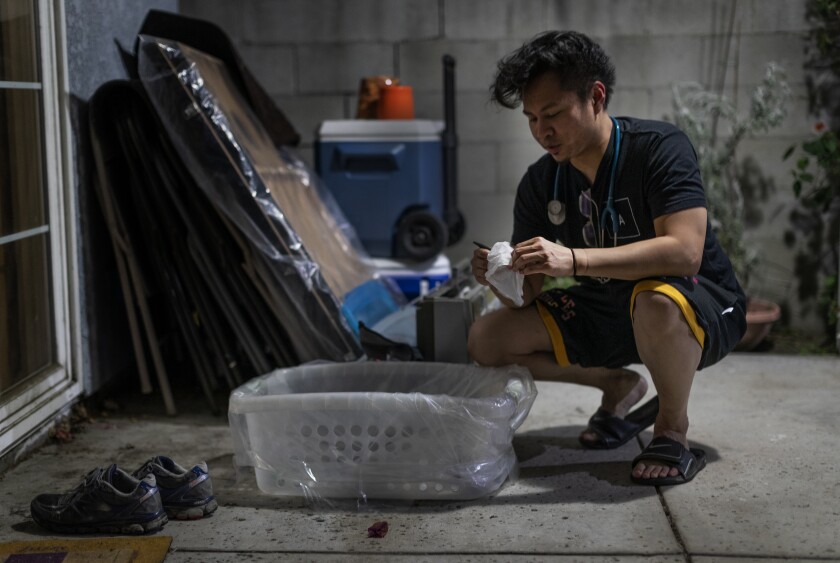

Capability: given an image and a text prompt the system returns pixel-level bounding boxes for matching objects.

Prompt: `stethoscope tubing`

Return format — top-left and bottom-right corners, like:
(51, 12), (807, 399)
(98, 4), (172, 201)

(549, 117), (621, 247)
(601, 117), (621, 247)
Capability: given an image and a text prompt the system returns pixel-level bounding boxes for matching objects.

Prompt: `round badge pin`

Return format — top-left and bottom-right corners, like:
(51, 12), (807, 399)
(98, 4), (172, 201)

(547, 200), (566, 225)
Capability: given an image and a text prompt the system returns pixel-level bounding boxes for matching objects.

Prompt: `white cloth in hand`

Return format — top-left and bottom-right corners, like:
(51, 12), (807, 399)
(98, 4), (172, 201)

(485, 241), (524, 307)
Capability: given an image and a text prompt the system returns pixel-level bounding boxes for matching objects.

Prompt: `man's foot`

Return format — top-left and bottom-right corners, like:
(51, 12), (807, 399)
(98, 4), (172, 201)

(631, 433), (706, 486)
(579, 370), (648, 444)
(632, 429), (687, 480)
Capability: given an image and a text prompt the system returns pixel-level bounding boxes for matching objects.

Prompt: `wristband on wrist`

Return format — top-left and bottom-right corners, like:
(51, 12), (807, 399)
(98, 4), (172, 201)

(570, 248), (577, 276)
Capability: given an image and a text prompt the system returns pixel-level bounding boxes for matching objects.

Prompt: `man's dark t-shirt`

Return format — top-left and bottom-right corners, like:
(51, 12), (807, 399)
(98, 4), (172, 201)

(511, 116), (743, 298)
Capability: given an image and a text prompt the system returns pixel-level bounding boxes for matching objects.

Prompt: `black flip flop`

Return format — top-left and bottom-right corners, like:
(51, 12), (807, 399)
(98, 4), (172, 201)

(630, 436), (707, 486)
(579, 395), (659, 450)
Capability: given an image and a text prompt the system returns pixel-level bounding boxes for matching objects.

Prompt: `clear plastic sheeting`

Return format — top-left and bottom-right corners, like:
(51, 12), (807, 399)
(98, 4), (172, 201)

(228, 362), (537, 502)
(136, 36), (404, 362)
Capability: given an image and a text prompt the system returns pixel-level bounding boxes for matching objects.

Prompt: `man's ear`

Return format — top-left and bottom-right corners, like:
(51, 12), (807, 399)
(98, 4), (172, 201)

(591, 81), (607, 114)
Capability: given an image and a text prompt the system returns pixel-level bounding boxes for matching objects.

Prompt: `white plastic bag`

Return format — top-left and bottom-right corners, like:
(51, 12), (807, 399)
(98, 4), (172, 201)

(486, 241), (524, 306)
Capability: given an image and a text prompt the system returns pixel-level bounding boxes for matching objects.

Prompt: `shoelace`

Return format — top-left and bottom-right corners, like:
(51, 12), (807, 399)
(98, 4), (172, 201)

(59, 468), (104, 506)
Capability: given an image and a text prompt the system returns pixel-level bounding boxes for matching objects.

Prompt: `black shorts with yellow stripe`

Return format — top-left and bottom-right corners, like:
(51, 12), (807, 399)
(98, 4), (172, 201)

(535, 275), (747, 370)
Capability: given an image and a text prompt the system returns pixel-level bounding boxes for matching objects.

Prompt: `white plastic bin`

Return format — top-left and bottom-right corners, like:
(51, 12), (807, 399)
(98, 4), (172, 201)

(228, 361), (536, 501)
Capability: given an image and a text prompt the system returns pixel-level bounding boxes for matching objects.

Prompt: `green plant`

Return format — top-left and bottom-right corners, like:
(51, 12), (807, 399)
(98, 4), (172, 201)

(671, 63), (791, 291)
(783, 0), (840, 350)
(784, 126), (840, 344)
(790, 130), (840, 201)
(804, 0), (840, 78)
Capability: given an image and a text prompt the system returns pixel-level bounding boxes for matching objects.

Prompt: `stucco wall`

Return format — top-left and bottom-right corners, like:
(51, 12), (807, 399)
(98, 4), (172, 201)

(65, 0), (178, 99)
(179, 0), (818, 332)
(65, 0), (178, 393)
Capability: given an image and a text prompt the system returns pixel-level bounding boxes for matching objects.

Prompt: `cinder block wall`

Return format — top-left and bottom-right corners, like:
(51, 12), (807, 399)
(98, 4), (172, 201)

(179, 0), (816, 331)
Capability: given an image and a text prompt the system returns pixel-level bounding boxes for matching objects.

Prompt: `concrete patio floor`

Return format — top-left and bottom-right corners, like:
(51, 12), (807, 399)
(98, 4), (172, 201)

(1, 352), (838, 562)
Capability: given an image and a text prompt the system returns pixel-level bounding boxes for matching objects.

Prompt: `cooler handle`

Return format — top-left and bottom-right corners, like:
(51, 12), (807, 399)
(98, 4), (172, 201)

(331, 144), (405, 175)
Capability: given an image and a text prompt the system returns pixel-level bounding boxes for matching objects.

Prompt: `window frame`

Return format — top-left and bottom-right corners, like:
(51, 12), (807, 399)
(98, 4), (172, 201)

(0, 0), (82, 456)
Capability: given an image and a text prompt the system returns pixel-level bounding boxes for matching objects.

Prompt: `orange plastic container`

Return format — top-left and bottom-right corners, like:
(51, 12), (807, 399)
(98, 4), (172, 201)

(377, 85), (415, 119)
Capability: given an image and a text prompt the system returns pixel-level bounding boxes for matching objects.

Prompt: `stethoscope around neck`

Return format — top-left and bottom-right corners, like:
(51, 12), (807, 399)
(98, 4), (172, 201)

(547, 116), (621, 247)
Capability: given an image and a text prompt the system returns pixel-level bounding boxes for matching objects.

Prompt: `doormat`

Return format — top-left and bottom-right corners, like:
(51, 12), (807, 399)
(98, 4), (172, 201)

(0, 535), (172, 563)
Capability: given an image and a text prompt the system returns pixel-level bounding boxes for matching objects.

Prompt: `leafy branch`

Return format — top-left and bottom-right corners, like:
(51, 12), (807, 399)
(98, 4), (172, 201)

(672, 63), (790, 289)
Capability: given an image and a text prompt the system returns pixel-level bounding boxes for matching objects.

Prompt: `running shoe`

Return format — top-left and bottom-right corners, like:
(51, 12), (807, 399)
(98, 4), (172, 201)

(132, 456), (218, 520)
(30, 464), (166, 534)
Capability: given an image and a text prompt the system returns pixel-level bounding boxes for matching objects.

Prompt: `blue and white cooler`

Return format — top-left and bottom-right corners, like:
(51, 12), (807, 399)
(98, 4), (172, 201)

(315, 119), (448, 261)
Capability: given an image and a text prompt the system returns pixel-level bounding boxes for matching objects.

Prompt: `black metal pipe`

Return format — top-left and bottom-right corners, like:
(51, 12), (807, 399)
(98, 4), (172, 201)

(442, 54), (464, 245)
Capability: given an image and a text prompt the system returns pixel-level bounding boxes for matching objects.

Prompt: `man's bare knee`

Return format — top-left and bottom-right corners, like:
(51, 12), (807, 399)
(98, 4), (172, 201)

(467, 320), (494, 365)
(633, 291), (681, 332)
(468, 316), (504, 366)
(633, 291), (699, 355)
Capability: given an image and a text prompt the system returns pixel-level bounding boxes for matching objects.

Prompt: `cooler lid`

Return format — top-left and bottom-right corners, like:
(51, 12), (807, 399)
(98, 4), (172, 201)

(317, 119), (444, 142)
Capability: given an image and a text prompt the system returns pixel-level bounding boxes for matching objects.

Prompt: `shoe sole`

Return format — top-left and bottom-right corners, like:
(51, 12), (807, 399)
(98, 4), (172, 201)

(31, 512), (168, 535)
(166, 498), (218, 520)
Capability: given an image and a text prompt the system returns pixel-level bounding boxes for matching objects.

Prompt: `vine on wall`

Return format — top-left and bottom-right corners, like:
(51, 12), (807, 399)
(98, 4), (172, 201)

(783, 0), (840, 348)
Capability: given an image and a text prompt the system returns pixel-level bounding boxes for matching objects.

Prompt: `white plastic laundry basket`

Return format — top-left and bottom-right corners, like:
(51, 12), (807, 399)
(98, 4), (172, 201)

(228, 361), (536, 501)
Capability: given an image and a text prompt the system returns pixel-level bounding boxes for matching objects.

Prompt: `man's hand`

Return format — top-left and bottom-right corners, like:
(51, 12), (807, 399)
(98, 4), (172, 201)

(511, 237), (575, 277)
(471, 246), (491, 286)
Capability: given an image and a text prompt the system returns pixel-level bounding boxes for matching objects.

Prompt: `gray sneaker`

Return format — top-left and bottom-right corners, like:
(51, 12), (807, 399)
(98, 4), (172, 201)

(30, 464), (167, 534)
(132, 456), (218, 520)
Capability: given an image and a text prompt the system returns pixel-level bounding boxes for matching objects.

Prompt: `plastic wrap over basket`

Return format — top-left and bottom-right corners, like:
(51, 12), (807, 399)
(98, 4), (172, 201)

(229, 362), (537, 501)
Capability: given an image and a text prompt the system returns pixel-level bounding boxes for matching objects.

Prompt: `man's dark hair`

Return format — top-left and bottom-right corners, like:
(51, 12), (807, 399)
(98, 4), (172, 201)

(491, 31), (616, 109)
